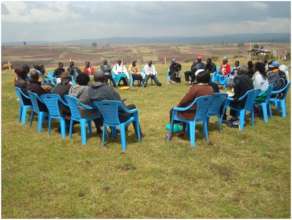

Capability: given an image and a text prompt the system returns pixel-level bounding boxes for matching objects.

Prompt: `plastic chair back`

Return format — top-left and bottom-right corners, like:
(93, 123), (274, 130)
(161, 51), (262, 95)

(194, 95), (214, 121)
(207, 93), (228, 116)
(28, 91), (41, 113)
(41, 94), (62, 118)
(64, 95), (82, 120)
(281, 81), (290, 100)
(262, 86), (273, 104)
(15, 87), (28, 106)
(244, 89), (261, 111)
(93, 100), (122, 125)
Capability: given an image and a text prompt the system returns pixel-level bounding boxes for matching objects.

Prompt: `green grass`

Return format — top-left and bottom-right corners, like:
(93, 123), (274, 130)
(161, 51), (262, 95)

(2, 65), (290, 218)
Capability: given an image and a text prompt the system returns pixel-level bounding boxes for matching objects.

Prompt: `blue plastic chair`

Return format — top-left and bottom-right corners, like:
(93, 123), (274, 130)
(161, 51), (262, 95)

(41, 94), (68, 139)
(93, 100), (142, 152)
(43, 71), (57, 87)
(15, 87), (32, 126)
(207, 93), (228, 131)
(228, 89), (261, 131)
(64, 95), (100, 145)
(269, 81), (290, 118)
(28, 91), (48, 132)
(254, 86), (273, 123)
(170, 95), (213, 147)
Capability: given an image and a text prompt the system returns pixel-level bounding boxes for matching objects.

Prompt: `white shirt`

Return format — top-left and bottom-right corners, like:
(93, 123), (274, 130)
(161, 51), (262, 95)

(143, 64), (157, 76)
(112, 64), (128, 75)
(252, 71), (269, 92)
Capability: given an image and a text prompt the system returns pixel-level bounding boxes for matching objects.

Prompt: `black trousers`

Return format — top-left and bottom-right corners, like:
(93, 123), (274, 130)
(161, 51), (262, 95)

(104, 74), (116, 87)
(184, 71), (195, 82)
(169, 71), (181, 83)
(132, 74), (143, 86)
(144, 75), (161, 86)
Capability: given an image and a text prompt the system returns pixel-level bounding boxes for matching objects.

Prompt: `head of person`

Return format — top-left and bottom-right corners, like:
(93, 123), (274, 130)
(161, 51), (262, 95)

(94, 71), (106, 83)
(30, 69), (40, 82)
(33, 64), (45, 74)
(235, 60), (240, 67)
(148, 60), (153, 66)
(132, 60), (137, 67)
(268, 61), (280, 71)
(76, 73), (90, 86)
(60, 71), (71, 84)
(22, 64), (30, 75)
(15, 68), (27, 80)
(197, 55), (202, 62)
(103, 60), (108, 65)
(117, 60), (122, 65)
(254, 62), (266, 77)
(247, 60), (253, 69)
(85, 61), (90, 68)
(58, 62), (64, 69)
(237, 66), (248, 76)
(69, 61), (75, 67)
(196, 70), (210, 84)
(206, 58), (212, 64)
(222, 57), (228, 65)
(171, 58), (176, 64)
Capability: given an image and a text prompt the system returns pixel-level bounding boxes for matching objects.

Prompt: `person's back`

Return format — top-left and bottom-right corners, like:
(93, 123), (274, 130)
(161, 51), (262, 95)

(233, 72), (253, 100)
(68, 73), (91, 104)
(27, 70), (47, 96)
(52, 72), (72, 97)
(89, 81), (121, 101)
(267, 62), (287, 90)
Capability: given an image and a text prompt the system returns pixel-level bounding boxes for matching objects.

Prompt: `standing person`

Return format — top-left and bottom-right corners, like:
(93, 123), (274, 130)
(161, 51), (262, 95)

(184, 55), (205, 84)
(247, 60), (254, 78)
(83, 61), (95, 76)
(205, 58), (217, 73)
(220, 57), (231, 76)
(112, 60), (130, 86)
(67, 61), (81, 80)
(129, 60), (144, 86)
(53, 62), (65, 78)
(228, 60), (241, 87)
(100, 60), (116, 87)
(143, 60), (162, 87)
(252, 62), (269, 103)
(168, 58), (182, 84)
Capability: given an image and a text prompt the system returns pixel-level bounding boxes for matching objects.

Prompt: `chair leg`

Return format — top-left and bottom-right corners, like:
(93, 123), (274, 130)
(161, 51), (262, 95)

(251, 111), (255, 128)
(37, 112), (44, 132)
(239, 110), (245, 131)
(80, 119), (87, 145)
(60, 118), (66, 140)
(268, 103), (272, 117)
(120, 124), (127, 152)
(280, 100), (286, 118)
(69, 120), (73, 140)
(29, 111), (34, 127)
(111, 126), (117, 138)
(18, 106), (22, 122)
(203, 120), (209, 142)
(48, 118), (52, 135)
(133, 120), (141, 141)
(102, 125), (107, 145)
(189, 122), (196, 148)
(261, 103), (268, 123)
(21, 107), (28, 126)
(87, 121), (92, 135)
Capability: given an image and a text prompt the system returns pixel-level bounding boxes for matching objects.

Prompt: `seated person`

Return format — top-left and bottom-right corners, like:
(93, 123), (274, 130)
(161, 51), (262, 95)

(89, 71), (139, 124)
(27, 70), (49, 111)
(184, 55), (205, 84)
(52, 71), (72, 97)
(168, 58), (182, 83)
(220, 57), (231, 76)
(53, 62), (65, 78)
(267, 61), (288, 91)
(247, 60), (254, 78)
(112, 60), (129, 86)
(129, 60), (143, 86)
(205, 58), (216, 73)
(100, 60), (116, 87)
(15, 68), (31, 105)
(143, 60), (162, 87)
(252, 62), (269, 103)
(69, 73), (91, 104)
(226, 68), (253, 127)
(67, 61), (81, 80)
(83, 61), (95, 76)
(228, 60), (240, 87)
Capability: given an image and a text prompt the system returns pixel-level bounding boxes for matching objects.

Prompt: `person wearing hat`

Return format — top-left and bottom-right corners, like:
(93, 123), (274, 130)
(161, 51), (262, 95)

(184, 55), (205, 84)
(220, 57), (231, 76)
(168, 58), (182, 84)
(52, 71), (72, 97)
(267, 60), (288, 91)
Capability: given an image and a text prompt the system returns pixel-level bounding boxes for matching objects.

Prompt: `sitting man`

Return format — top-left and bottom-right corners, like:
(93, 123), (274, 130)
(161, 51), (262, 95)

(143, 60), (162, 87)
(205, 58), (217, 73)
(168, 58), (182, 84)
(226, 68), (254, 127)
(53, 62), (65, 78)
(52, 71), (72, 97)
(89, 71), (139, 123)
(67, 61), (82, 80)
(267, 61), (288, 91)
(112, 60), (130, 86)
(100, 60), (116, 87)
(83, 61), (95, 76)
(129, 60), (144, 86)
(184, 55), (205, 84)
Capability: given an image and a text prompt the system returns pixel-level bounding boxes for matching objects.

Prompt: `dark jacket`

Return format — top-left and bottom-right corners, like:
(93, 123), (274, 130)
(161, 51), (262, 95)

(233, 74), (254, 101)
(67, 66), (81, 77)
(169, 62), (182, 73)
(26, 81), (48, 111)
(191, 61), (206, 74)
(205, 62), (216, 73)
(52, 81), (71, 97)
(100, 64), (112, 75)
(15, 78), (28, 92)
(88, 82), (121, 101)
(54, 67), (65, 78)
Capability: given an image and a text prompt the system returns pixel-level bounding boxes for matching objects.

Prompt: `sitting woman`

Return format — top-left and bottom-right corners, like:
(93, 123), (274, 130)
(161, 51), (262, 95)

(129, 60), (143, 86)
(252, 62), (269, 103)
(83, 61), (95, 76)
(220, 57), (231, 76)
(168, 70), (213, 138)
(112, 60), (130, 86)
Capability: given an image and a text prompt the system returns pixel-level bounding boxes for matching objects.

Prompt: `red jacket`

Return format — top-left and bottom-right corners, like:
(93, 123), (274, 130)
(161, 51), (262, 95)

(220, 64), (231, 76)
(83, 67), (95, 75)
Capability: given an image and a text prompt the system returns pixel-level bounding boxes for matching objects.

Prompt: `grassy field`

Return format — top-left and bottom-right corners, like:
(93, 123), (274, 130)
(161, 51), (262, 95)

(2, 65), (290, 218)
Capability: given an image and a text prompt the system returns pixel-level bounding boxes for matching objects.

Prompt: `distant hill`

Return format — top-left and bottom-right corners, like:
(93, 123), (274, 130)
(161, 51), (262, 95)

(3, 33), (290, 46)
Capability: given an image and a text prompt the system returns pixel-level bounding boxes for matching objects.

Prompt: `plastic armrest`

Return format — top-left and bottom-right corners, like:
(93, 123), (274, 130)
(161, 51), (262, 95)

(79, 102), (93, 110)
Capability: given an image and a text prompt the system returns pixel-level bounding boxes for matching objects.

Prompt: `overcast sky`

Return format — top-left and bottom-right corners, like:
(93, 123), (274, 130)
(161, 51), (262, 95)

(1, 1), (291, 42)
